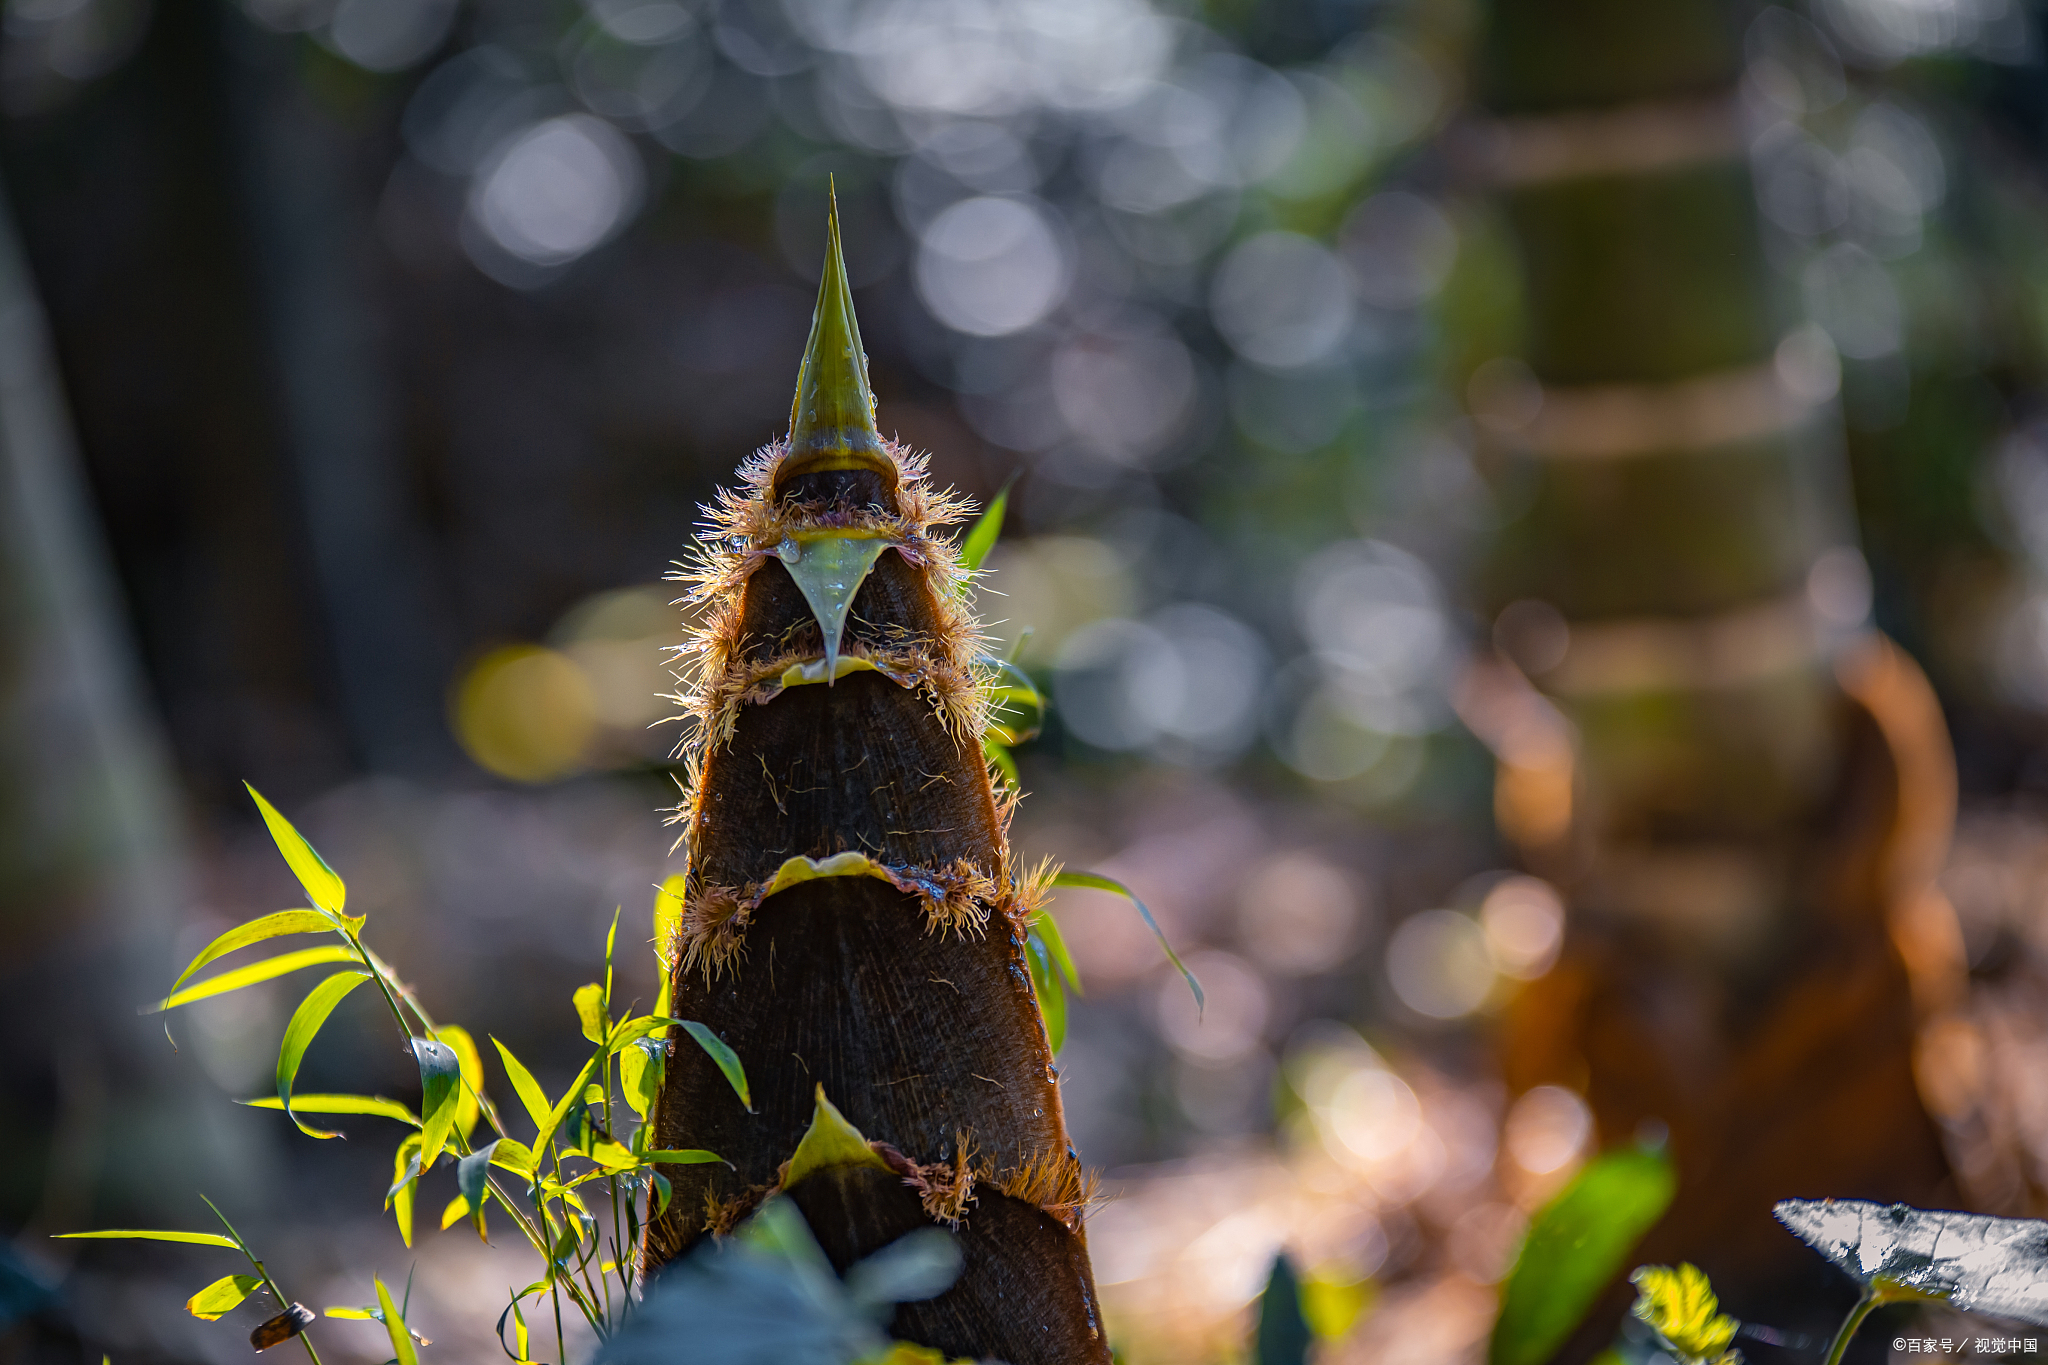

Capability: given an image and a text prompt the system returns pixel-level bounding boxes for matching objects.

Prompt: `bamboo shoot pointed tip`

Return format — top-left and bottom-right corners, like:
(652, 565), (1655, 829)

(780, 182), (892, 490)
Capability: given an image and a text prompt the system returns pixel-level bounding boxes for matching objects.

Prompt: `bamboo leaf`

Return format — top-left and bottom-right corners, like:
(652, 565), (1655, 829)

(607, 1015), (674, 1052)
(412, 1037), (463, 1170)
(1031, 909), (1080, 993)
(457, 1140), (499, 1238)
(387, 1133), (423, 1248)
(239, 1094), (418, 1127)
(1254, 1254), (1313, 1365)
(167, 909), (360, 998)
(782, 1085), (888, 1188)
(54, 1230), (238, 1248)
(245, 784), (347, 915)
(1052, 871), (1201, 1013)
(186, 1273), (262, 1321)
(958, 479), (1011, 574)
(653, 873), (686, 1019)
(573, 983), (607, 1045)
(1774, 1199), (2048, 1326)
(678, 1020), (751, 1111)
(588, 1138), (640, 1172)
(490, 1037), (551, 1133)
(645, 1149), (726, 1166)
(376, 1278), (421, 1365)
(1489, 1145), (1676, 1365)
(151, 945), (363, 1013)
(1024, 929), (1066, 1053)
(277, 970), (374, 1139)
(533, 1054), (602, 1155)
(984, 738), (1020, 790)
(488, 1138), (536, 1176)
(437, 1024), (485, 1141)
(620, 1036), (663, 1121)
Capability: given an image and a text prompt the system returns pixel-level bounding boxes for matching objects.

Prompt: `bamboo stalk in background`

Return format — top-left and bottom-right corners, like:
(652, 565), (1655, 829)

(1463, 0), (1971, 1348)
(641, 197), (1109, 1365)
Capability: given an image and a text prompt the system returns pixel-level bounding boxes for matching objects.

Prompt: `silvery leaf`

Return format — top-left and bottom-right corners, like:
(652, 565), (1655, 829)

(1775, 1199), (2048, 1325)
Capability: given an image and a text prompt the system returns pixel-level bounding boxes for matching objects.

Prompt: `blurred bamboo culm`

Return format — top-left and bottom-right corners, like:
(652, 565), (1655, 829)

(1465, 0), (1970, 1345)
(641, 196), (1108, 1364)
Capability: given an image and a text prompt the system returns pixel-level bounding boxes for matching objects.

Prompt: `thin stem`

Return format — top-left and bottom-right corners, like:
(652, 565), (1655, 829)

(201, 1196), (324, 1365)
(1824, 1289), (1881, 1365)
(552, 1277), (567, 1365)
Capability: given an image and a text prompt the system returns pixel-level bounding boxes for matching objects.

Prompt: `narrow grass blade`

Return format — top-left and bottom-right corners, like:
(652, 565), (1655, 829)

(1053, 871), (1201, 1013)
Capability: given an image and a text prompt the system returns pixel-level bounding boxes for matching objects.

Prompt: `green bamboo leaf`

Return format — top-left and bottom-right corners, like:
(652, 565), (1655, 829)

(620, 1036), (663, 1121)
(1254, 1254), (1313, 1365)
(644, 1149), (726, 1166)
(958, 479), (1011, 574)
(678, 1020), (751, 1111)
(653, 872), (686, 1018)
(167, 909), (360, 998)
(533, 1054), (602, 1155)
(1032, 908), (1080, 993)
(1489, 1145), (1677, 1365)
(572, 983), (607, 1045)
(436, 1024), (485, 1141)
(277, 970), (373, 1139)
(387, 1133), (423, 1248)
(607, 1014), (673, 1053)
(1052, 871), (1201, 1013)
(186, 1273), (262, 1321)
(457, 1140), (499, 1238)
(325, 1307), (374, 1320)
(1024, 928), (1066, 1052)
(151, 945), (363, 1013)
(413, 1037), (462, 1170)
(984, 737), (1020, 790)
(54, 1230), (238, 1248)
(245, 783), (347, 915)
(489, 1138), (537, 1176)
(239, 1094), (418, 1126)
(376, 1278), (420, 1365)
(587, 1137), (640, 1171)
(490, 1037), (551, 1133)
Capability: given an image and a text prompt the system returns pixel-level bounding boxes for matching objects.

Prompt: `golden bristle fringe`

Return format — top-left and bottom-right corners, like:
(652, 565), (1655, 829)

(668, 837), (1059, 987)
(666, 437), (990, 761)
(988, 1149), (1101, 1233)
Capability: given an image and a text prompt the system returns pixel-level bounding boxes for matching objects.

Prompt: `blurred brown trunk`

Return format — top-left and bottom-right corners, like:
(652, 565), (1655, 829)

(1465, 0), (1969, 1352)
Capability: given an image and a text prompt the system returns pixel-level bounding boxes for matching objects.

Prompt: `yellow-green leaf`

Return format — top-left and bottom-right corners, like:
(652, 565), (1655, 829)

(151, 945), (362, 1013)
(436, 1024), (485, 1141)
(572, 983), (607, 1045)
(1630, 1264), (1740, 1364)
(645, 1149), (726, 1166)
(167, 909), (359, 998)
(958, 479), (1011, 574)
(489, 1138), (537, 1176)
(239, 1094), (418, 1126)
(490, 1036), (551, 1133)
(277, 970), (374, 1139)
(620, 1036), (662, 1121)
(387, 1132), (423, 1248)
(375, 1278), (420, 1365)
(187, 1274), (262, 1321)
(55, 1230), (237, 1248)
(245, 784), (347, 915)
(653, 873), (686, 1018)
(781, 1085), (888, 1189)
(679, 1020), (750, 1111)
(412, 1037), (462, 1170)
